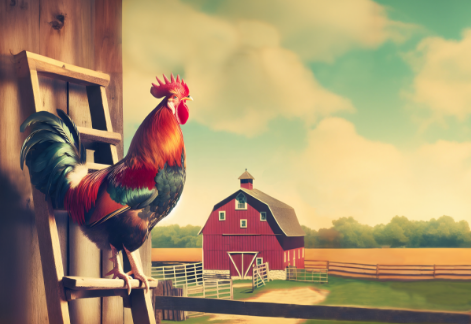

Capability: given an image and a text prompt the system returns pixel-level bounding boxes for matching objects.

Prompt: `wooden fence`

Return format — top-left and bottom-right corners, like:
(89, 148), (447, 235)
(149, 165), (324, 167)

(153, 296), (471, 324)
(252, 262), (271, 291)
(153, 280), (185, 322)
(287, 266), (328, 283)
(305, 260), (471, 280)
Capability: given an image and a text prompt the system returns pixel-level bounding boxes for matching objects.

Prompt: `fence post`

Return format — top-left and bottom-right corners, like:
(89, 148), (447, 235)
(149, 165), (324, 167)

(216, 280), (219, 299)
(230, 279), (233, 300)
(433, 264), (436, 278)
(266, 262), (270, 281)
(184, 264), (188, 286)
(376, 264), (379, 279)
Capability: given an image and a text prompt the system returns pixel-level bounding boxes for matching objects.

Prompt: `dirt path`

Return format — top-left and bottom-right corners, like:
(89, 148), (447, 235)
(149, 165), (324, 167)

(208, 287), (329, 323)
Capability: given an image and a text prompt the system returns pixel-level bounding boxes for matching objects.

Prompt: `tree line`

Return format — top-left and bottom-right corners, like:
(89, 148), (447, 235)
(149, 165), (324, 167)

(151, 224), (203, 248)
(151, 216), (471, 248)
(303, 216), (471, 248)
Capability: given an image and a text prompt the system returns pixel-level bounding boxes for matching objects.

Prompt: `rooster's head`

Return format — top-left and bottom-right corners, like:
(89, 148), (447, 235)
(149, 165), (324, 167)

(151, 74), (193, 125)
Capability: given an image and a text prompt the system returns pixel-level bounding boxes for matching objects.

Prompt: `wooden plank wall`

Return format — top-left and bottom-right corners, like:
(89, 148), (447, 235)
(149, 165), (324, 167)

(0, 1), (149, 323)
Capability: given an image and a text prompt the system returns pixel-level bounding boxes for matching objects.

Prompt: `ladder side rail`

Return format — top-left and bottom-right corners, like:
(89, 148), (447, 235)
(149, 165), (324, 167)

(18, 56), (71, 324)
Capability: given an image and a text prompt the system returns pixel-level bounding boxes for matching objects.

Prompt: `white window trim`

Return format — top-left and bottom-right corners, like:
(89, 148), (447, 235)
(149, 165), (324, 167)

(218, 211), (226, 221)
(240, 219), (247, 228)
(256, 257), (263, 266)
(302, 248), (304, 258)
(260, 212), (267, 221)
(293, 253), (296, 267)
(235, 193), (247, 210)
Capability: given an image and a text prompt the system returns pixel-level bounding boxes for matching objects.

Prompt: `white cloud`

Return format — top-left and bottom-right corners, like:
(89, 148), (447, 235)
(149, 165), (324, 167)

(160, 117), (471, 230)
(192, 0), (418, 62)
(290, 118), (471, 228)
(405, 29), (471, 121)
(123, 0), (356, 137)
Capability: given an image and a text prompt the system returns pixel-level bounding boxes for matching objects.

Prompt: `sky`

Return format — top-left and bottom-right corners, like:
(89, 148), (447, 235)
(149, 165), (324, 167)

(122, 0), (471, 230)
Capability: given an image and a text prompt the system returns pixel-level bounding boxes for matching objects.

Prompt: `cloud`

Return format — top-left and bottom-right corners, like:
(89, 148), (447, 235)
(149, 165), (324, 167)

(187, 0), (418, 62)
(290, 118), (471, 228)
(123, 0), (356, 138)
(163, 117), (471, 230)
(405, 29), (471, 121)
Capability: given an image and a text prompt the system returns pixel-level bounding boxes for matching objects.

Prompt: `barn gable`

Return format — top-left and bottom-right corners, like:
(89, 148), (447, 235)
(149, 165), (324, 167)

(199, 187), (305, 237)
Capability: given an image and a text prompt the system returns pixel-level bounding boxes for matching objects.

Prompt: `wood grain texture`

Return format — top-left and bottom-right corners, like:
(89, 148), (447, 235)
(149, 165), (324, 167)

(16, 51), (110, 86)
(0, 2), (48, 323)
(3, 0), (126, 323)
(154, 296), (471, 324)
(38, 1), (100, 323)
(31, 189), (71, 324)
(130, 290), (157, 324)
(94, 1), (124, 323)
(78, 125), (122, 146)
(63, 276), (158, 290)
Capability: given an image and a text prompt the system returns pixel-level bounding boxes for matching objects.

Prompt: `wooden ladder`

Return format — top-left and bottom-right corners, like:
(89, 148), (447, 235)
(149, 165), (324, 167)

(15, 50), (157, 324)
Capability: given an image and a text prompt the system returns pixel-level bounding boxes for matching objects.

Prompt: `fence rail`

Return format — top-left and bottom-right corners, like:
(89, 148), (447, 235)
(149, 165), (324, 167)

(151, 262), (203, 288)
(186, 279), (233, 300)
(305, 260), (471, 280)
(154, 296), (471, 324)
(287, 267), (328, 283)
(252, 262), (270, 291)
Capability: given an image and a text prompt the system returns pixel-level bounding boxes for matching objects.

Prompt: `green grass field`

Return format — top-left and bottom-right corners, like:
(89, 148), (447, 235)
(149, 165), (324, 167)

(162, 276), (471, 323)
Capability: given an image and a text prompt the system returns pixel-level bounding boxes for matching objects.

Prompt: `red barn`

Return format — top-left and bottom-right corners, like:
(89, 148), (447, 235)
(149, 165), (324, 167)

(199, 171), (306, 279)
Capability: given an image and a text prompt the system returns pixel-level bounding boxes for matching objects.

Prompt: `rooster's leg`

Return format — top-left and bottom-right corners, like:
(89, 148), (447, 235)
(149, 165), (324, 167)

(123, 245), (157, 294)
(105, 244), (133, 295)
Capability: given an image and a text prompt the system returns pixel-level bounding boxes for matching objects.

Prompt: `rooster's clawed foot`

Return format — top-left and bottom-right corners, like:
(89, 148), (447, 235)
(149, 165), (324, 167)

(106, 244), (133, 295)
(124, 245), (157, 294)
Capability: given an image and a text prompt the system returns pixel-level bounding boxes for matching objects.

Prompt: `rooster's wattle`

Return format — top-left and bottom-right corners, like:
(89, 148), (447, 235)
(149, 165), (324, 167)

(20, 74), (192, 293)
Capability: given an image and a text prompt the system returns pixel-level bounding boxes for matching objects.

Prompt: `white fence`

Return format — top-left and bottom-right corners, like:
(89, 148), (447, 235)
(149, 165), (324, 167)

(152, 262), (233, 318)
(252, 262), (271, 290)
(187, 279), (233, 300)
(286, 266), (328, 283)
(151, 262), (203, 288)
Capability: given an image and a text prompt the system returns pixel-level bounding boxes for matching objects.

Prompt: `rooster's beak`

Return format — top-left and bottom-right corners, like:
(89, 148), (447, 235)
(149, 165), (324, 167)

(182, 95), (193, 101)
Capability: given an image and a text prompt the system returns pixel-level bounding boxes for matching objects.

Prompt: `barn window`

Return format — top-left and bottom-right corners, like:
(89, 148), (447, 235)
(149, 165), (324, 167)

(219, 211), (226, 221)
(260, 212), (267, 221)
(256, 257), (263, 266)
(240, 219), (247, 228)
(235, 193), (247, 210)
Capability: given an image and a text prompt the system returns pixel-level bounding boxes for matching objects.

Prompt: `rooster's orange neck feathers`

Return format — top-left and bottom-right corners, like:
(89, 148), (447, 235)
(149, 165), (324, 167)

(127, 102), (185, 171)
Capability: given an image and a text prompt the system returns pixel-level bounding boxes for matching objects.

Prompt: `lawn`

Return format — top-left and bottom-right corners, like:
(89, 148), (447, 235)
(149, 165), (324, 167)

(161, 276), (471, 323)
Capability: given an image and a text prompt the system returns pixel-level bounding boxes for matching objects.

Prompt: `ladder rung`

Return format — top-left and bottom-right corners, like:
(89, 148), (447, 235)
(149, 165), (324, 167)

(86, 162), (110, 171)
(62, 276), (158, 291)
(65, 289), (127, 301)
(78, 126), (121, 145)
(15, 51), (110, 87)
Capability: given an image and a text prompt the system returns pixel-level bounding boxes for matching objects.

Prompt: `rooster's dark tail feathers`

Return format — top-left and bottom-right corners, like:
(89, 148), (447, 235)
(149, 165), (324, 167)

(20, 109), (86, 208)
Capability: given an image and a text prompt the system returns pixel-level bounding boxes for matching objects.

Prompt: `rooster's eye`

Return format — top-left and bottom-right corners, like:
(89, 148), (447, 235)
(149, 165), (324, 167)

(173, 96), (177, 99)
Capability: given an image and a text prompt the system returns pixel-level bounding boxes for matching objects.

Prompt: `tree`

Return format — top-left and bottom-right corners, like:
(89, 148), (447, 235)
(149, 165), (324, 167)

(151, 224), (203, 248)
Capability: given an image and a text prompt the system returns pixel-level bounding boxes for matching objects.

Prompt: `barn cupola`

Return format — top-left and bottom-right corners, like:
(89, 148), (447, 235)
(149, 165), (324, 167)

(238, 169), (255, 190)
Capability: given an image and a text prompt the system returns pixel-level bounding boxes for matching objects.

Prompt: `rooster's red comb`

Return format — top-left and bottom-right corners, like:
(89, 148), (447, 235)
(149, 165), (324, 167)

(151, 74), (189, 99)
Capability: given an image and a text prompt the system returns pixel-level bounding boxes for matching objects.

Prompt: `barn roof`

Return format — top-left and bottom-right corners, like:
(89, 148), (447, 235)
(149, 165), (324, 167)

(238, 170), (255, 180)
(198, 188), (305, 237)
(240, 188), (305, 237)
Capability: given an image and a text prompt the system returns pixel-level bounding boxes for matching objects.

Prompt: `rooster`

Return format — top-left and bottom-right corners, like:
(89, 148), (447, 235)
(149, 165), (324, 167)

(20, 74), (192, 294)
